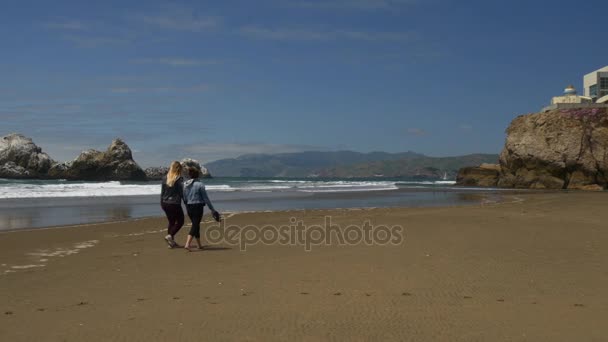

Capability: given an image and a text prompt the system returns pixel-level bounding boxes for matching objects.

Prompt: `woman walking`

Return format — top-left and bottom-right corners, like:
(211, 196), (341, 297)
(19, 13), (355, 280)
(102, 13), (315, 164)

(161, 161), (185, 248)
(182, 167), (220, 251)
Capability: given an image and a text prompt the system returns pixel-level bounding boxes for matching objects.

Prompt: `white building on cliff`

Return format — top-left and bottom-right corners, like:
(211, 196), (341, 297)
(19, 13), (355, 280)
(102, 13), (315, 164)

(543, 66), (608, 112)
(584, 66), (608, 101)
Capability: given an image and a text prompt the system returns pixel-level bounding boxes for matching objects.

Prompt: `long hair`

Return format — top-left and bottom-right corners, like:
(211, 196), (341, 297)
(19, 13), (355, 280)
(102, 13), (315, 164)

(166, 161), (182, 186)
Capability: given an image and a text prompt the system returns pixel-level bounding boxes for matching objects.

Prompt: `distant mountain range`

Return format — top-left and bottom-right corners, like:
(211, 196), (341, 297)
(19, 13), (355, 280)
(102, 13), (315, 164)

(205, 151), (498, 179)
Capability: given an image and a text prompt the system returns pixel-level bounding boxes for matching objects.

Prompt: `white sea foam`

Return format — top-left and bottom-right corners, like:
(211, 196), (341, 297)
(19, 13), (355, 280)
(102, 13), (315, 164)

(239, 185), (292, 191)
(0, 181), (160, 199)
(0, 178), (461, 199)
(206, 185), (235, 191)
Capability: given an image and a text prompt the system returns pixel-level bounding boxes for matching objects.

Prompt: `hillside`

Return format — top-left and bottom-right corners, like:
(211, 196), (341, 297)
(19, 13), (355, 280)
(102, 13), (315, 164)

(206, 151), (499, 178)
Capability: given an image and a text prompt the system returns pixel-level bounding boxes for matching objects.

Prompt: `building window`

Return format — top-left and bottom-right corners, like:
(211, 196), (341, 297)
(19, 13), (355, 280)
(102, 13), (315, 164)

(590, 84), (598, 97)
(601, 77), (608, 89)
(600, 91), (608, 98)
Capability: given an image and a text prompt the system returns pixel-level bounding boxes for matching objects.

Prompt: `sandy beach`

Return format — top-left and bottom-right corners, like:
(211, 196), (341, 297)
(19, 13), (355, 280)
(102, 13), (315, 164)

(1, 192), (607, 341)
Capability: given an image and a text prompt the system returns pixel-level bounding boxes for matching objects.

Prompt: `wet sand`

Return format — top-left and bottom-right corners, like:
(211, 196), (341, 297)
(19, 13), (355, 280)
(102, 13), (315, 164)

(0, 188), (508, 230)
(1, 192), (607, 341)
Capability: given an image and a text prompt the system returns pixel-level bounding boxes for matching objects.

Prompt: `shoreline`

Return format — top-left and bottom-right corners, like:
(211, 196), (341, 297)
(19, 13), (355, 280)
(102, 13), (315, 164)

(0, 189), (531, 233)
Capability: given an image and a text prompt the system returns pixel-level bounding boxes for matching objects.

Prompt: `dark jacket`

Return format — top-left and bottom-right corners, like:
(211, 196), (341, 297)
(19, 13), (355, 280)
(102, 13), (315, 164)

(182, 178), (216, 211)
(161, 176), (184, 204)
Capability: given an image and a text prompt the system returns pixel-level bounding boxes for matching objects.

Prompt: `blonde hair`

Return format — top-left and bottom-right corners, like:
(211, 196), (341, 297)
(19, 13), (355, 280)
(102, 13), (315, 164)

(166, 161), (182, 186)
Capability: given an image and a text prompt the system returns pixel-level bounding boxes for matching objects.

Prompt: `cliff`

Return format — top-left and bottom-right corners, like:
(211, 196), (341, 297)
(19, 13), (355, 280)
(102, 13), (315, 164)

(457, 108), (608, 190)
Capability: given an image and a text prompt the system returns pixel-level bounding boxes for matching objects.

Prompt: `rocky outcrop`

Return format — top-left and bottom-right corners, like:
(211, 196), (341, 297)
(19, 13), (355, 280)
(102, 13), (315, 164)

(144, 167), (169, 181)
(457, 108), (608, 190)
(47, 162), (70, 179)
(499, 108), (608, 190)
(456, 163), (500, 187)
(0, 133), (214, 181)
(180, 158), (212, 178)
(62, 139), (147, 181)
(145, 159), (212, 180)
(0, 162), (31, 179)
(0, 133), (53, 178)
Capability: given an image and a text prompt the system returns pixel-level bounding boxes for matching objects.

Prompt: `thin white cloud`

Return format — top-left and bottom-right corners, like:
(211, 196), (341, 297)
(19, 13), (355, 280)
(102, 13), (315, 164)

(147, 142), (330, 165)
(44, 17), (138, 48)
(132, 57), (220, 67)
(239, 26), (417, 42)
(63, 34), (131, 48)
(458, 124), (473, 131)
(138, 8), (221, 32)
(181, 142), (324, 156)
(406, 128), (427, 136)
(45, 20), (87, 30)
(110, 84), (210, 94)
(285, 0), (417, 10)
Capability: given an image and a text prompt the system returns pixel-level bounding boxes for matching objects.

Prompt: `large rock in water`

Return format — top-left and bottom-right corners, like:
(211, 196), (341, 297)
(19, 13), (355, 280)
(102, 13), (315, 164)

(180, 158), (212, 178)
(0, 133), (53, 178)
(499, 108), (608, 189)
(144, 167), (169, 181)
(62, 139), (147, 181)
(145, 160), (212, 180)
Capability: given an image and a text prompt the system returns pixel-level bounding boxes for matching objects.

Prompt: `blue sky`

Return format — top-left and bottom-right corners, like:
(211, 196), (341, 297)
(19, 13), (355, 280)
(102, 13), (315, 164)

(2, 0), (607, 167)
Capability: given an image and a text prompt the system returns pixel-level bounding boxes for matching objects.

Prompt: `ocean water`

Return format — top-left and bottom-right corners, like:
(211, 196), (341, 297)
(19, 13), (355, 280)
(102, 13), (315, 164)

(0, 177), (510, 230)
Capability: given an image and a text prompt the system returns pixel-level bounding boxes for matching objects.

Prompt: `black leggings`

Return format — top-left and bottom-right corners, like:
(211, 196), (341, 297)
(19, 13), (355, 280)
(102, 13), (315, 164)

(161, 202), (184, 237)
(186, 204), (205, 238)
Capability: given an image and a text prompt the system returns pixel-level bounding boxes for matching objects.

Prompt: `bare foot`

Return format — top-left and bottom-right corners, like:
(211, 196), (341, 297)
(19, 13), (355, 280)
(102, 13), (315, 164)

(184, 245), (191, 252)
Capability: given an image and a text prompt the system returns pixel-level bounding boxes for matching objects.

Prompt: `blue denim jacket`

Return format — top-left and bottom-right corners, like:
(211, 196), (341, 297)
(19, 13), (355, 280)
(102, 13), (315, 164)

(182, 179), (216, 211)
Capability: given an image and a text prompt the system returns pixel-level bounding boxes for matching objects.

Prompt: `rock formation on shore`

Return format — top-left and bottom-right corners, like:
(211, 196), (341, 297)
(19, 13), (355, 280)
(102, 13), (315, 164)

(0, 133), (213, 181)
(0, 134), (54, 178)
(144, 167), (169, 181)
(455, 163), (500, 187)
(61, 139), (147, 181)
(180, 158), (212, 178)
(457, 108), (608, 190)
(145, 159), (212, 180)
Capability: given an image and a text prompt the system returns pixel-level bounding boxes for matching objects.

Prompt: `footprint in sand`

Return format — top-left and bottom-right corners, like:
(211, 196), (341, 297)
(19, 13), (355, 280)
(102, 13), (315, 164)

(77, 301), (88, 306)
(365, 293), (372, 297)
(172, 297), (181, 300)
(574, 303), (585, 307)
(497, 299), (505, 302)
(463, 296), (473, 299)
(333, 292), (342, 296)
(136, 298), (146, 302)
(401, 292), (412, 296)
(37, 308), (45, 312)
(300, 292), (309, 295)
(5, 311), (13, 315)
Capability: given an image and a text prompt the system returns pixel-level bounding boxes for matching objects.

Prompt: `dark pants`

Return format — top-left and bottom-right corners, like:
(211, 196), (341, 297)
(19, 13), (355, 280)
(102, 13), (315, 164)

(186, 204), (205, 238)
(161, 202), (184, 237)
